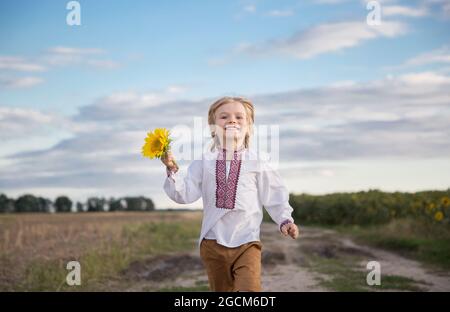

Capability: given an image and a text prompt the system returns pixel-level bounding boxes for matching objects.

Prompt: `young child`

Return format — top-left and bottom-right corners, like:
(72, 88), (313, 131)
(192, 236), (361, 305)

(161, 96), (299, 292)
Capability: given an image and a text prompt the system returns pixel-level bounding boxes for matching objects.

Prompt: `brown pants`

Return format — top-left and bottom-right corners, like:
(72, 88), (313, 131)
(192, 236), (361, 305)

(199, 238), (262, 292)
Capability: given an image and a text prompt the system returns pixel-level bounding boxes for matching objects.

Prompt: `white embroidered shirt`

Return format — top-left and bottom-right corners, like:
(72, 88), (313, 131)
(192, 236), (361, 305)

(163, 147), (294, 248)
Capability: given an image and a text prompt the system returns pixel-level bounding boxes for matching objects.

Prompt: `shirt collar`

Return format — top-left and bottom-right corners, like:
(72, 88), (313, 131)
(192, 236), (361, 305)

(216, 145), (246, 154)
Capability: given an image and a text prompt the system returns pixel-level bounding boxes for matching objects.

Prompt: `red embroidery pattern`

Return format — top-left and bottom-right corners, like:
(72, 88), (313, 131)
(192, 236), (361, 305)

(215, 149), (242, 209)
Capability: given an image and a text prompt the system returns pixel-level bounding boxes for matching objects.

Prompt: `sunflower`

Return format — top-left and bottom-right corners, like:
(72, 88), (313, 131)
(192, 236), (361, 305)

(141, 128), (171, 159)
(434, 211), (444, 222)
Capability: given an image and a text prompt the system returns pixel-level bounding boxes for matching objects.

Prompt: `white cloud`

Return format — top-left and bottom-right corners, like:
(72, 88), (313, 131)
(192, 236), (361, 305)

(85, 91), (166, 116)
(0, 56), (46, 72)
(1, 46), (116, 73)
(166, 85), (189, 94)
(281, 158), (450, 196)
(0, 107), (52, 123)
(328, 80), (357, 88)
(383, 5), (429, 17)
(319, 169), (335, 177)
(0, 76), (44, 88)
(398, 71), (450, 84)
(75, 89), (209, 127)
(44, 46), (120, 69)
(234, 3), (258, 20)
(236, 20), (407, 59)
(0, 107), (57, 139)
(266, 9), (294, 17)
(404, 46), (450, 66)
(0, 46), (121, 89)
(243, 5), (256, 13)
(2, 70), (450, 206)
(47, 46), (104, 55)
(384, 46), (450, 71)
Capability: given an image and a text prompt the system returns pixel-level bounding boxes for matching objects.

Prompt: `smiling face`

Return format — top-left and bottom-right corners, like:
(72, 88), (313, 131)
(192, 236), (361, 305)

(214, 102), (247, 134)
(214, 101), (248, 145)
(208, 97), (255, 152)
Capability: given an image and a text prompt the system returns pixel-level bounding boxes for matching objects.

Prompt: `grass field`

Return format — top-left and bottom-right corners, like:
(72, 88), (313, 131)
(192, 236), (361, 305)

(0, 211), (203, 291)
(1, 211), (449, 292)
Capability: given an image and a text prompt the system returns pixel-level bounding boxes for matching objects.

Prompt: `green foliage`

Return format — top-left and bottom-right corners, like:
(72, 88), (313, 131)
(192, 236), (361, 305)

(1, 193), (156, 213)
(289, 189), (450, 226)
(14, 194), (49, 213)
(0, 194), (15, 213)
(55, 196), (72, 213)
(123, 196), (155, 211)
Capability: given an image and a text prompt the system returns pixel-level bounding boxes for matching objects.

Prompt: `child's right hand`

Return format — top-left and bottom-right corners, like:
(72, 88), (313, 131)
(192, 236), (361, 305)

(161, 151), (178, 172)
(281, 223), (299, 239)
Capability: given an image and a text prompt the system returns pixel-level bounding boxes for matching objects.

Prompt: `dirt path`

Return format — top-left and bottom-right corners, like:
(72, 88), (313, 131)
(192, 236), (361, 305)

(122, 223), (450, 292)
(261, 223), (450, 291)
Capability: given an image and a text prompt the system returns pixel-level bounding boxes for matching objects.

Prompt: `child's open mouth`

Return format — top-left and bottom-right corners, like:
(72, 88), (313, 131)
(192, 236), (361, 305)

(224, 125), (240, 131)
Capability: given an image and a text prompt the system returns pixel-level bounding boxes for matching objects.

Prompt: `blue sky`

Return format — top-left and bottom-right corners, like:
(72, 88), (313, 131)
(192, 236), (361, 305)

(1, 0), (450, 208)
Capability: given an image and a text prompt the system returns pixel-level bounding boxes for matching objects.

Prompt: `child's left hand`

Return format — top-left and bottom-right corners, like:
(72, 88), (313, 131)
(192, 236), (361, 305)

(281, 223), (299, 239)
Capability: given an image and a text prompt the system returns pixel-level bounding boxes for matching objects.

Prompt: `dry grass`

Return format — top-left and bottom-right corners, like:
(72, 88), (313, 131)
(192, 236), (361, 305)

(0, 211), (203, 291)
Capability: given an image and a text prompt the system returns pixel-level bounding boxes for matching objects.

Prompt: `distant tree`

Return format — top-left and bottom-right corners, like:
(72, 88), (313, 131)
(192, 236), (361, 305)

(76, 202), (85, 212)
(87, 197), (102, 212)
(37, 197), (53, 213)
(109, 198), (121, 211)
(101, 198), (110, 212)
(55, 196), (72, 213)
(124, 197), (155, 211)
(15, 194), (40, 212)
(0, 194), (15, 213)
(119, 198), (128, 210)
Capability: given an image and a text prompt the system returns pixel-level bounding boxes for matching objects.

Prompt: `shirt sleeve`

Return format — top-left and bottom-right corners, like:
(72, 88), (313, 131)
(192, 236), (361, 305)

(163, 160), (203, 204)
(257, 160), (294, 232)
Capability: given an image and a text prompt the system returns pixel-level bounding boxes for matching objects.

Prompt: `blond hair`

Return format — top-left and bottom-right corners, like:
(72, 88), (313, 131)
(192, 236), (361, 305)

(208, 96), (255, 151)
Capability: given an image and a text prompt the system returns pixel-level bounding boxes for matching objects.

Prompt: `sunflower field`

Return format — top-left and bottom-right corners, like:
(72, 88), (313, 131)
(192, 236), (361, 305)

(286, 189), (450, 227)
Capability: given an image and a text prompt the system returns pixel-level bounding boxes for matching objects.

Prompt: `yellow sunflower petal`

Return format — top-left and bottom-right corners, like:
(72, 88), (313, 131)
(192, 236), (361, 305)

(141, 127), (172, 159)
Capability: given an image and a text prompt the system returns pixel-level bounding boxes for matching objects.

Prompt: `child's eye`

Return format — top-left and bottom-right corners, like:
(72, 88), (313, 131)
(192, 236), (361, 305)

(221, 117), (227, 119)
